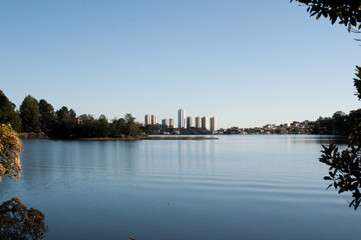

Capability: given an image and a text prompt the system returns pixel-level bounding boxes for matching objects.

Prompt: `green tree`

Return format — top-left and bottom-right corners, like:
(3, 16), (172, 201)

(0, 125), (48, 239)
(20, 95), (40, 133)
(0, 90), (22, 132)
(124, 113), (135, 124)
(354, 65), (361, 99)
(0, 124), (22, 182)
(111, 118), (127, 137)
(124, 113), (141, 137)
(291, 0), (361, 31)
(52, 107), (77, 138)
(76, 114), (96, 138)
(38, 99), (56, 135)
(292, 0), (361, 209)
(95, 115), (110, 137)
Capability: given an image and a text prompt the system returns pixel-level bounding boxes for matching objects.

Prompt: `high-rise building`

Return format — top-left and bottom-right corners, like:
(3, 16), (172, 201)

(169, 118), (175, 128)
(151, 115), (157, 125)
(187, 116), (194, 129)
(145, 115), (151, 126)
(162, 119), (169, 128)
(195, 116), (201, 129)
(210, 117), (218, 131)
(201, 116), (210, 130)
(178, 109), (185, 129)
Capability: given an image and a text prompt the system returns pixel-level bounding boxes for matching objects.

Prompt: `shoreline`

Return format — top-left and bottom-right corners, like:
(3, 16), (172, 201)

(19, 133), (343, 141)
(143, 136), (218, 140)
(19, 134), (218, 141)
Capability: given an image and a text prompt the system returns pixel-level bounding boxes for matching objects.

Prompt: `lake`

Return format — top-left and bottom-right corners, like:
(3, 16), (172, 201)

(1, 135), (360, 240)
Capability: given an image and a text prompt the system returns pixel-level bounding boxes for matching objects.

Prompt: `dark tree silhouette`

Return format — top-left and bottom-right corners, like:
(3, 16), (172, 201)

(20, 96), (40, 133)
(0, 197), (48, 240)
(291, 0), (361, 32)
(292, 1), (361, 209)
(0, 90), (22, 132)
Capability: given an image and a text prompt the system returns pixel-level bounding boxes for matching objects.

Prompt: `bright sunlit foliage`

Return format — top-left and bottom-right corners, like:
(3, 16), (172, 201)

(0, 124), (22, 182)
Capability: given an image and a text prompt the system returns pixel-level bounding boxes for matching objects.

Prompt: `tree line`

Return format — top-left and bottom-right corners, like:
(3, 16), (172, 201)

(310, 109), (361, 135)
(0, 90), (143, 139)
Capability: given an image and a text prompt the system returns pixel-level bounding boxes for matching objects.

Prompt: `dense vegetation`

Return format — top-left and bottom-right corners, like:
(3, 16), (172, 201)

(0, 90), (143, 139)
(1, 110), (48, 239)
(0, 124), (22, 182)
(292, 0), (361, 209)
(310, 109), (361, 135)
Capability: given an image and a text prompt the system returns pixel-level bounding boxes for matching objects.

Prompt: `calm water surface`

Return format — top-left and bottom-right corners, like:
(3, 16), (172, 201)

(1, 135), (360, 240)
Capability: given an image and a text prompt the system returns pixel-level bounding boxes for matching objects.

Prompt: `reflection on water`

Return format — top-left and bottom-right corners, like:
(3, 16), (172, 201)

(0, 135), (359, 240)
(0, 197), (48, 239)
(177, 140), (217, 172)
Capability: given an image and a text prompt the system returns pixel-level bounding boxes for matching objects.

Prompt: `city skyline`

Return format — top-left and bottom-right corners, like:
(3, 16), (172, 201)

(145, 109), (218, 130)
(1, 1), (359, 129)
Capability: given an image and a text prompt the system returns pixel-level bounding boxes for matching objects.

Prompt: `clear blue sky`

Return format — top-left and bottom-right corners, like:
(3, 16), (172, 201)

(1, 0), (360, 128)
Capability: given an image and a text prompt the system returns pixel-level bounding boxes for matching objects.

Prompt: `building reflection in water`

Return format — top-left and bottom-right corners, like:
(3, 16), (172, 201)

(139, 139), (218, 174)
(177, 140), (217, 172)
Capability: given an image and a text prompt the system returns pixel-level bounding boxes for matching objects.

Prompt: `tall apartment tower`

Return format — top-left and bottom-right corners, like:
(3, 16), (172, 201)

(162, 119), (169, 128)
(178, 109), (185, 129)
(195, 116), (201, 129)
(201, 116), (210, 130)
(210, 117), (218, 131)
(145, 115), (151, 126)
(169, 118), (175, 128)
(151, 115), (157, 125)
(187, 116), (195, 129)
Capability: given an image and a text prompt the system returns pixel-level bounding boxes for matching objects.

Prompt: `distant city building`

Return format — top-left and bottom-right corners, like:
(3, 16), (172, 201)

(195, 116), (201, 129)
(187, 116), (195, 129)
(162, 119), (169, 128)
(151, 115), (157, 125)
(169, 118), (175, 128)
(145, 115), (151, 126)
(210, 117), (218, 131)
(201, 116), (210, 130)
(178, 109), (185, 129)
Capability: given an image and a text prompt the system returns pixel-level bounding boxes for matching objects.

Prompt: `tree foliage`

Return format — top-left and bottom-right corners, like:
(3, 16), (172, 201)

(354, 65), (361, 99)
(291, 0), (361, 31)
(20, 96), (40, 133)
(0, 197), (48, 240)
(292, 1), (361, 209)
(51, 107), (77, 138)
(0, 124), (22, 182)
(311, 110), (350, 135)
(0, 90), (22, 132)
(1, 92), (144, 139)
(123, 114), (141, 137)
(38, 99), (56, 135)
(0, 115), (47, 240)
(319, 67), (361, 209)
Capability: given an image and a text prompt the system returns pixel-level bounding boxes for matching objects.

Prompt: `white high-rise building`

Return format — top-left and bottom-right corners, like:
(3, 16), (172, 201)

(201, 116), (210, 130)
(145, 115), (151, 126)
(187, 116), (195, 129)
(162, 119), (169, 128)
(151, 115), (157, 125)
(210, 117), (218, 131)
(178, 109), (185, 129)
(169, 118), (175, 128)
(195, 116), (201, 129)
